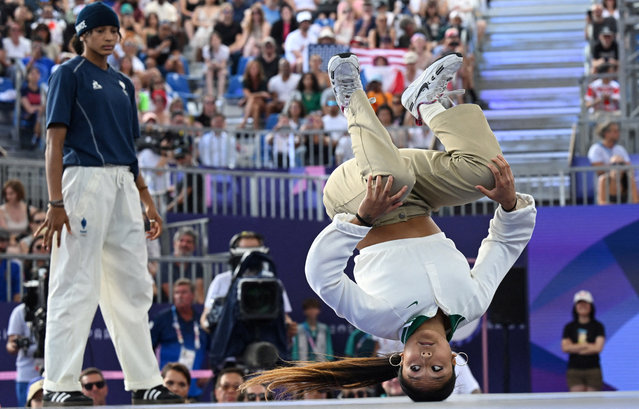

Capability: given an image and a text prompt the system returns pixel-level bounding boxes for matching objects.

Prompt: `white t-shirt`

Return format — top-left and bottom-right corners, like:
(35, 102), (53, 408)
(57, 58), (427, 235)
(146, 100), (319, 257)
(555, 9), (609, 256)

(587, 142), (630, 165)
(198, 131), (236, 168)
(268, 73), (301, 103)
(137, 148), (171, 194)
(3, 37), (31, 60)
(202, 44), (230, 65)
(204, 270), (293, 313)
(322, 114), (348, 142)
(284, 29), (318, 65)
(144, 1), (179, 22)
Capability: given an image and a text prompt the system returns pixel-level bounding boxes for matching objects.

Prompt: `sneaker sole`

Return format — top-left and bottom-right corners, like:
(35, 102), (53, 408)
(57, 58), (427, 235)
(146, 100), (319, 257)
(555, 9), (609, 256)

(43, 401), (93, 407)
(327, 52), (359, 82)
(401, 52), (463, 117)
(131, 397), (185, 405)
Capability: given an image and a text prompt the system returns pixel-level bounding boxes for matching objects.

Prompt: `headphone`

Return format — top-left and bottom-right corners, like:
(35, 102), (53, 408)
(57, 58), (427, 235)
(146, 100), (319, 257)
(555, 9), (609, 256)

(229, 231), (265, 250)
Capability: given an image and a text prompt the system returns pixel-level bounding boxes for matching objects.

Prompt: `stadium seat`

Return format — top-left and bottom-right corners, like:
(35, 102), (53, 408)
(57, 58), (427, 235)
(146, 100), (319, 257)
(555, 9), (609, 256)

(237, 56), (252, 76)
(224, 75), (244, 100)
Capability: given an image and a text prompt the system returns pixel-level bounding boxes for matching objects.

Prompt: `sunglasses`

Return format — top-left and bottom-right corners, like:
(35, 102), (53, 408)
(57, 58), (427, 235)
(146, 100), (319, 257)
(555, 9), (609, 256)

(82, 381), (105, 390)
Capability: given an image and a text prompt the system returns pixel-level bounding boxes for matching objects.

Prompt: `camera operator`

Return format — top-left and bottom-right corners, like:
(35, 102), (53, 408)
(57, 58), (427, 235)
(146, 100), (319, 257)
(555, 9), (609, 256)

(137, 122), (175, 215)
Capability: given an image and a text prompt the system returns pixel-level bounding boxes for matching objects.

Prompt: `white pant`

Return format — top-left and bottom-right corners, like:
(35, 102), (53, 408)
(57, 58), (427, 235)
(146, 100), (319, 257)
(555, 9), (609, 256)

(44, 167), (162, 392)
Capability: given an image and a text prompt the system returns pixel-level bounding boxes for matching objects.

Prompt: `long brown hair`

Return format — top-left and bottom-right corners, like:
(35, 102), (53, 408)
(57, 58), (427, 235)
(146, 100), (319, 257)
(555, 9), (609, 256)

(240, 356), (398, 399)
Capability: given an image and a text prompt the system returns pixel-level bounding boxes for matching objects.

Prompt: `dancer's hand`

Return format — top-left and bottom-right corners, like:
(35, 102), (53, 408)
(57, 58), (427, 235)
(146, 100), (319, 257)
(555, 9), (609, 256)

(355, 175), (408, 226)
(476, 155), (517, 211)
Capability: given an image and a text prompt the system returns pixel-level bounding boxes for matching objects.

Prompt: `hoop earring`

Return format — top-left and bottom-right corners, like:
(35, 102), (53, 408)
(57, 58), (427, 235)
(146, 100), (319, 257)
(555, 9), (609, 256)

(455, 351), (468, 366)
(389, 353), (402, 367)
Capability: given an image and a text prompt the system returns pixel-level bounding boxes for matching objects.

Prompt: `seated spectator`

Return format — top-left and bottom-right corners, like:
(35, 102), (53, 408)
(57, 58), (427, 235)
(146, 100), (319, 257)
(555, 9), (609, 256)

(0, 230), (21, 302)
(322, 96), (348, 144)
(597, 155), (639, 205)
(409, 32), (432, 71)
(31, 23), (60, 63)
(377, 104), (408, 147)
(262, 0), (281, 25)
(422, 0), (447, 43)
(118, 4), (144, 38)
(187, 0), (221, 49)
(19, 66), (43, 150)
(3, 22), (31, 62)
(266, 114), (301, 168)
(602, 0), (619, 20)
(241, 3), (271, 58)
(397, 16), (423, 49)
(119, 34), (146, 75)
(402, 51), (423, 89)
(284, 11), (318, 73)
(291, 298), (334, 362)
(238, 59), (269, 129)
(334, 2), (356, 46)
(0, 179), (38, 238)
(26, 377), (44, 408)
(80, 367), (108, 406)
(267, 58), (301, 116)
(368, 11), (396, 49)
(214, 368), (244, 403)
(150, 89), (170, 125)
(203, 30), (229, 101)
(586, 3), (616, 44)
(287, 99), (306, 129)
(19, 211), (46, 255)
(338, 387), (371, 399)
(194, 94), (218, 127)
(239, 382), (270, 402)
(22, 234), (49, 282)
(591, 26), (618, 72)
(309, 53), (330, 90)
(256, 36), (281, 82)
(585, 63), (620, 117)
(32, 2), (67, 47)
(588, 120), (629, 168)
(142, 12), (160, 49)
(366, 77), (393, 112)
(152, 279), (209, 401)
(300, 110), (332, 166)
(198, 113), (237, 168)
(270, 4), (298, 54)
(161, 362), (190, 403)
(144, 0), (179, 24)
(290, 72), (323, 115)
(230, 0), (250, 24)
(146, 21), (184, 76)
(214, 2), (245, 60)
(353, 0), (376, 46)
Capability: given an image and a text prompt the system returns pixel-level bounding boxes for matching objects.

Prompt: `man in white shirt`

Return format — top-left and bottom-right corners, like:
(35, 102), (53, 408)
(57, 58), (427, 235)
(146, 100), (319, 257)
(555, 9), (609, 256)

(3, 22), (31, 61)
(284, 11), (318, 72)
(267, 58), (301, 116)
(144, 0), (178, 23)
(198, 113), (236, 168)
(322, 97), (348, 145)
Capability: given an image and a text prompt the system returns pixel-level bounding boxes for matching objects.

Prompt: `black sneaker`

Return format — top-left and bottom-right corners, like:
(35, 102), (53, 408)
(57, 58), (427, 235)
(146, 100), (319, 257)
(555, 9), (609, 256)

(131, 384), (184, 404)
(43, 391), (93, 406)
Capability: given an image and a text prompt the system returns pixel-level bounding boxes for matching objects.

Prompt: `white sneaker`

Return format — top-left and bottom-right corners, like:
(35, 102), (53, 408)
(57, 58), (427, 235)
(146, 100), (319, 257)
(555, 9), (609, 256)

(328, 52), (363, 112)
(401, 53), (465, 124)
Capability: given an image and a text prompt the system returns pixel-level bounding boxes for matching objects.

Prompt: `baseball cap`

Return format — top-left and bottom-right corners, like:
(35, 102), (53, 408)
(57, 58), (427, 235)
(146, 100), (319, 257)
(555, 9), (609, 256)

(600, 26), (615, 36)
(573, 290), (594, 304)
(445, 27), (460, 38)
(296, 11), (312, 24)
(26, 377), (44, 407)
(319, 27), (335, 39)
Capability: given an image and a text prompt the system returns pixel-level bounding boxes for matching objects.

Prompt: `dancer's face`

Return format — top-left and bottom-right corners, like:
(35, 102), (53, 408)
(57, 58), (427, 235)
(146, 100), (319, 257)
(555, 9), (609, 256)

(401, 329), (455, 390)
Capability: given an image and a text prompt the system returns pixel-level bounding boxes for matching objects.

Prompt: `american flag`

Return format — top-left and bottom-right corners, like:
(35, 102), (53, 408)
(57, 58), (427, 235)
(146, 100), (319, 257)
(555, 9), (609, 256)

(351, 47), (410, 94)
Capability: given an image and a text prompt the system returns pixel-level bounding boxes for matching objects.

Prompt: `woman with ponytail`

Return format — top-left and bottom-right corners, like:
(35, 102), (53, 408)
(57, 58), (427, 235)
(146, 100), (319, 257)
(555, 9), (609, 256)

(242, 53), (536, 401)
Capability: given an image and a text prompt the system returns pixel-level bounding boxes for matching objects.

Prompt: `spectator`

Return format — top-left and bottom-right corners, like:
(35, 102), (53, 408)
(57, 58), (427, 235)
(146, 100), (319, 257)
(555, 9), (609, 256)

(291, 298), (334, 362)
(19, 66), (43, 150)
(334, 126), (354, 166)
(6, 299), (41, 406)
(79, 367), (108, 406)
(586, 3), (616, 44)
(238, 59), (269, 129)
(309, 53), (330, 90)
(334, 1), (356, 46)
(144, 0), (179, 24)
(195, 94), (218, 127)
(402, 51), (423, 89)
(203, 30), (229, 101)
(397, 16), (421, 48)
(161, 362), (190, 402)
(301, 110), (332, 166)
(240, 382), (270, 402)
(270, 4), (298, 54)
(198, 113), (237, 168)
(137, 131), (172, 212)
(597, 155), (639, 204)
(141, 12), (160, 48)
(561, 290), (606, 391)
(322, 96), (348, 144)
(22, 234), (49, 283)
(200, 231), (296, 334)
(151, 279), (209, 401)
(230, 0), (250, 24)
(146, 21), (184, 76)
(31, 23), (60, 63)
(214, 3), (244, 59)
(26, 377), (44, 408)
(344, 329), (375, 358)
(587, 120), (629, 167)
(167, 143), (206, 214)
(0, 179), (38, 238)
(214, 367), (244, 403)
(119, 35), (145, 74)
(160, 228), (205, 302)
(256, 36), (281, 82)
(422, 0), (447, 43)
(366, 77), (393, 112)
(585, 63), (620, 117)
(241, 3), (271, 58)
(267, 58), (301, 116)
(292, 72), (323, 114)
(150, 89), (170, 125)
(338, 386), (371, 399)
(19, 211), (46, 255)
(266, 113), (301, 167)
(187, 0), (220, 49)
(377, 104), (408, 147)
(368, 10), (396, 49)
(284, 11), (318, 73)
(32, 2), (67, 48)
(287, 99), (306, 129)
(602, 0), (618, 20)
(262, 0), (281, 26)
(591, 26), (618, 72)
(3, 22), (31, 62)
(353, 0), (376, 46)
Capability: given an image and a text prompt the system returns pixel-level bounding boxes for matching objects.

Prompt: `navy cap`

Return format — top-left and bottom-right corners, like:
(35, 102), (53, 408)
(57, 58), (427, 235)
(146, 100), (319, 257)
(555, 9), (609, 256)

(75, 2), (120, 36)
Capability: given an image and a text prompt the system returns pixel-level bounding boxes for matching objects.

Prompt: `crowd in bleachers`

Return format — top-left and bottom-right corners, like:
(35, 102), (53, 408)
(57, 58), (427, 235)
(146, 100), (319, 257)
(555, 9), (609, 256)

(0, 0), (486, 168)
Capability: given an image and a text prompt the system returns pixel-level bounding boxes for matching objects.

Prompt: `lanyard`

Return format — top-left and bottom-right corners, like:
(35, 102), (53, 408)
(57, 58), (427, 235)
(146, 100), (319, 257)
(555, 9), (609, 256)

(171, 306), (200, 350)
(303, 322), (318, 352)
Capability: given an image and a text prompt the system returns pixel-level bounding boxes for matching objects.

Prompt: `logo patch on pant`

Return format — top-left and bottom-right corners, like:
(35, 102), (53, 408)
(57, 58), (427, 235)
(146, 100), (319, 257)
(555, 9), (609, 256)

(80, 217), (88, 235)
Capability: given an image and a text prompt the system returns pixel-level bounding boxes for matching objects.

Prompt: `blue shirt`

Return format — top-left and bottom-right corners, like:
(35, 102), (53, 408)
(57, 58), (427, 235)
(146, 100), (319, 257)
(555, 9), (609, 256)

(150, 306), (208, 398)
(0, 259), (21, 302)
(46, 56), (140, 178)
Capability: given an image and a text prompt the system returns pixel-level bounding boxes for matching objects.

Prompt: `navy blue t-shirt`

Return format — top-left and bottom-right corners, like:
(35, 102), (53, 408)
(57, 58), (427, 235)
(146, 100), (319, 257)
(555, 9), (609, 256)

(46, 56), (140, 178)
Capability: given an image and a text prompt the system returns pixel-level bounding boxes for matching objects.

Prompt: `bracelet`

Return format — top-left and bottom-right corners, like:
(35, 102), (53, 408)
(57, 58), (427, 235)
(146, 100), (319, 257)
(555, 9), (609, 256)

(355, 213), (373, 227)
(138, 185), (149, 192)
(48, 199), (64, 208)
(504, 198), (518, 212)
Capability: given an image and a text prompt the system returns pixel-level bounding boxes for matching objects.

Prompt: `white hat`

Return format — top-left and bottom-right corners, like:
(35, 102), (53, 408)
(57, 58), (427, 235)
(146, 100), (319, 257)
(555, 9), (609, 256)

(296, 11), (312, 24)
(573, 290), (594, 304)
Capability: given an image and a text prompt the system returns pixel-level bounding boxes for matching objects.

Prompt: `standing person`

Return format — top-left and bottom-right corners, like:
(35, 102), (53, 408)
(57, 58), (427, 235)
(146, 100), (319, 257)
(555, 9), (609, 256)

(561, 290), (606, 392)
(36, 3), (181, 405)
(241, 53), (536, 401)
(291, 298), (334, 362)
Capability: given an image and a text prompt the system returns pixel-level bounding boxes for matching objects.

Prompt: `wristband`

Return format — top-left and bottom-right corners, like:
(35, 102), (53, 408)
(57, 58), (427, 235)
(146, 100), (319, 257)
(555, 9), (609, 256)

(355, 213), (373, 227)
(503, 198), (517, 212)
(139, 185), (149, 192)
(48, 199), (64, 208)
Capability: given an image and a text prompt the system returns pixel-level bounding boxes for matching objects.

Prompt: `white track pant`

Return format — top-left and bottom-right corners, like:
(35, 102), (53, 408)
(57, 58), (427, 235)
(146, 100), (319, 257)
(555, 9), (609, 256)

(43, 166), (163, 392)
